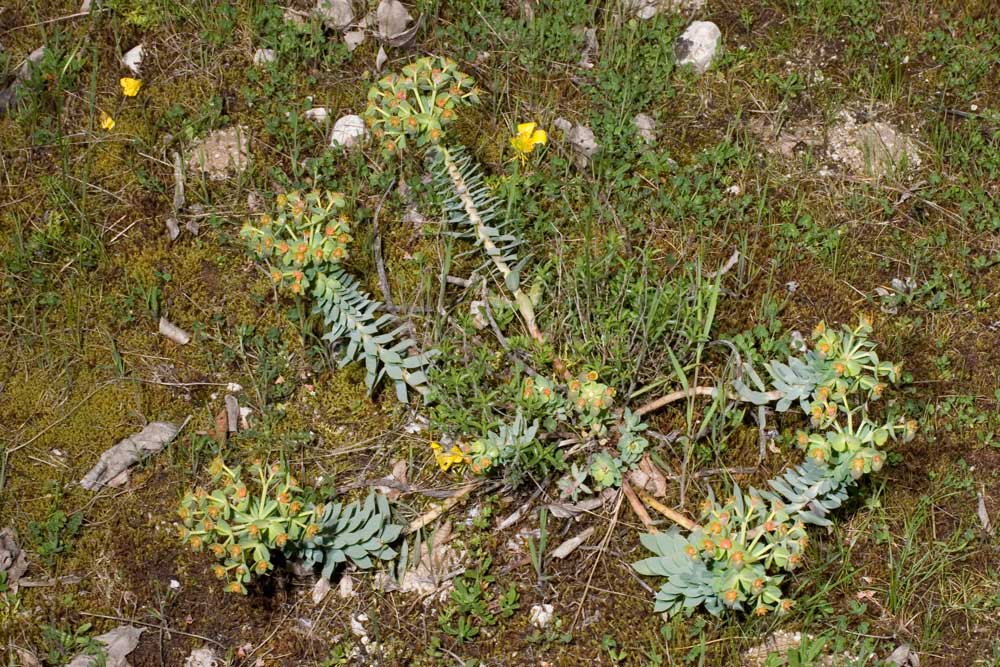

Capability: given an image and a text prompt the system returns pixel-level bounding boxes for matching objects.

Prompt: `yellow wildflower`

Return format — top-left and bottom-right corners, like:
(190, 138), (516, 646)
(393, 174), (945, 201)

(99, 111), (115, 130)
(430, 441), (465, 472)
(120, 77), (142, 97)
(510, 122), (547, 158)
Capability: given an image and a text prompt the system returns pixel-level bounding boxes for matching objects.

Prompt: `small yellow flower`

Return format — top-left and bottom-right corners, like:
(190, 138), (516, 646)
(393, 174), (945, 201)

(99, 111), (115, 130)
(430, 441), (465, 472)
(510, 122), (547, 158)
(120, 77), (142, 97)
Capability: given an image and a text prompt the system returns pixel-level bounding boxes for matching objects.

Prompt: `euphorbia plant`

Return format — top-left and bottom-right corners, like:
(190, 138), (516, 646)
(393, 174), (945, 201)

(177, 458), (318, 594)
(364, 55), (479, 157)
(241, 189), (432, 403)
(634, 318), (917, 616)
(178, 459), (402, 594)
(365, 56), (543, 343)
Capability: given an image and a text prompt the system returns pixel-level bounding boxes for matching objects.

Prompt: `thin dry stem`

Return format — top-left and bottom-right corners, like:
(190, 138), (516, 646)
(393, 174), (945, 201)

(638, 490), (698, 532)
(441, 147), (544, 342)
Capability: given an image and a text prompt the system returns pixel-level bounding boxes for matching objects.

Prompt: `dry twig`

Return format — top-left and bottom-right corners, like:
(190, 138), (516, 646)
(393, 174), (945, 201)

(621, 479), (656, 533)
(406, 483), (478, 534)
(637, 490), (697, 532)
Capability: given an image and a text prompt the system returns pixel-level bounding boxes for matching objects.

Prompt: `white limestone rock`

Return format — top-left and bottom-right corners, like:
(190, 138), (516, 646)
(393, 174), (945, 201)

(253, 48), (276, 65)
(634, 113), (656, 144)
(625, 0), (705, 20)
(316, 0), (354, 30)
(675, 21), (721, 74)
(330, 114), (367, 149)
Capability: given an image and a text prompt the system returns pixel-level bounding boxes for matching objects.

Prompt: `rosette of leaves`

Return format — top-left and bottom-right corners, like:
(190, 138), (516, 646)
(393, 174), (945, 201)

(566, 373), (616, 430)
(364, 55), (479, 157)
(635, 489), (799, 617)
(463, 410), (549, 480)
(632, 530), (723, 616)
(616, 408), (649, 465)
(177, 458), (319, 594)
(587, 451), (622, 491)
(557, 463), (591, 500)
(300, 491), (402, 579)
(241, 190), (431, 403)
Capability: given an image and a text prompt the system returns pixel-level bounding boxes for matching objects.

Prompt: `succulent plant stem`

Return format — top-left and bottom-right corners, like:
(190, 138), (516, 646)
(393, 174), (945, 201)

(439, 146), (544, 343)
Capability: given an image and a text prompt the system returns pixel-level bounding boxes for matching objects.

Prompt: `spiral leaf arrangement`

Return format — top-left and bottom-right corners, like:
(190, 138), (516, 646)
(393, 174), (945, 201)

(366, 56), (543, 343)
(241, 190), (431, 402)
(301, 491), (402, 579)
(177, 458), (319, 594)
(178, 460), (402, 593)
(634, 319), (917, 616)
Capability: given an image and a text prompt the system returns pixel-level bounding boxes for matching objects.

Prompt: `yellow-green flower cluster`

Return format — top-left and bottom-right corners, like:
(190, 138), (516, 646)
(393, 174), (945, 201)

(462, 438), (497, 475)
(796, 423), (889, 477)
(686, 491), (807, 616)
(364, 55), (480, 156)
(806, 319), (899, 428)
(520, 375), (564, 411)
(792, 319), (915, 480)
(567, 372), (615, 423)
(241, 190), (352, 296)
(177, 458), (319, 594)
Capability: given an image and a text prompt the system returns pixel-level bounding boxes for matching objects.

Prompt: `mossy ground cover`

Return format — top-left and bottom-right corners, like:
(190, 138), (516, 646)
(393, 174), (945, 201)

(2, 1), (999, 665)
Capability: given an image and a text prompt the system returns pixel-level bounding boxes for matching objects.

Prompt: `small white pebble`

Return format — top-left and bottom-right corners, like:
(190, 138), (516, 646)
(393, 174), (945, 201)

(304, 107), (330, 123)
(253, 48), (276, 65)
(530, 604), (554, 629)
(330, 114), (367, 149)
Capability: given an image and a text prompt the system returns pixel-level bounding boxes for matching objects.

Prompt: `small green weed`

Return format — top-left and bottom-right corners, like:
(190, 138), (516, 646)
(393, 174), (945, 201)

(40, 623), (106, 667)
(438, 557), (518, 643)
(525, 507), (549, 587)
(601, 634), (627, 665)
(27, 481), (83, 569)
(763, 633), (828, 667)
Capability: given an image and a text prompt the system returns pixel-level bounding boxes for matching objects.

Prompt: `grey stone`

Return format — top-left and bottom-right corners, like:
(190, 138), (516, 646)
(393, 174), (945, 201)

(675, 21), (720, 74)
